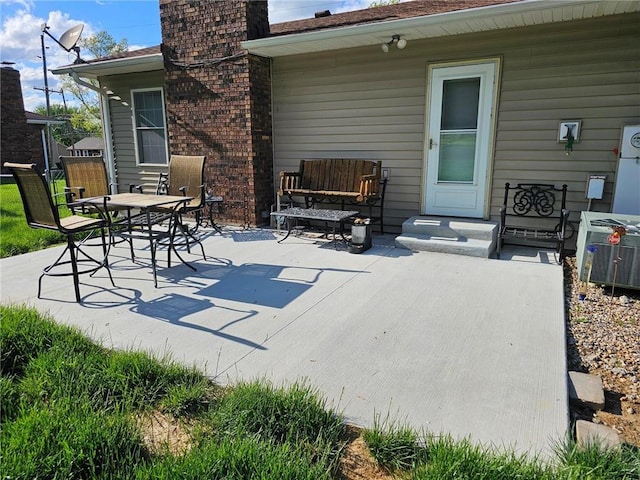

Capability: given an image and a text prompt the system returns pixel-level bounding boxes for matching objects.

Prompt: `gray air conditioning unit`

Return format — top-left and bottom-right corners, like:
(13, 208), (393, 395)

(577, 212), (640, 290)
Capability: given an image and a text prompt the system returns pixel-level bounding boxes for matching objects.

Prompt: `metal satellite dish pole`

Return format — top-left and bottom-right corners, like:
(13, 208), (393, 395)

(39, 23), (84, 181)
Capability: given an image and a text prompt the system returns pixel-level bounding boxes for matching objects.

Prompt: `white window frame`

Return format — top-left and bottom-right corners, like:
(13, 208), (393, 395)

(131, 87), (169, 166)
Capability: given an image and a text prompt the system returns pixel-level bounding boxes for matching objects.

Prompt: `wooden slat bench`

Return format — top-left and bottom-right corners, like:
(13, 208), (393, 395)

(497, 183), (570, 261)
(278, 159), (387, 232)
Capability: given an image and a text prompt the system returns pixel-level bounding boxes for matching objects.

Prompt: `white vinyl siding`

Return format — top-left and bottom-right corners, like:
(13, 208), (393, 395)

(271, 13), (640, 231)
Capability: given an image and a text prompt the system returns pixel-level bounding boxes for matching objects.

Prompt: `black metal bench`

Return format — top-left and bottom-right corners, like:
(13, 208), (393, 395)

(497, 183), (570, 261)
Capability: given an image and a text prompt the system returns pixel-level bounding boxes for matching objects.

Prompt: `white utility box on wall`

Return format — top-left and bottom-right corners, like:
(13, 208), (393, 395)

(576, 211), (640, 290)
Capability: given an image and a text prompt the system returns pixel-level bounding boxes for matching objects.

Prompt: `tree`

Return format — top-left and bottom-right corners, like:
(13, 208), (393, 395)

(62, 30), (129, 112)
(55, 31), (129, 138)
(370, 0), (400, 6)
(35, 104), (100, 147)
(80, 30), (128, 59)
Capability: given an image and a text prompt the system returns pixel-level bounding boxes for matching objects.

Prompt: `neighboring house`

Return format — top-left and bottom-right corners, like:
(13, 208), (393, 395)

(24, 112), (66, 170)
(66, 136), (105, 157)
(51, 0), (640, 230)
(1, 66), (65, 176)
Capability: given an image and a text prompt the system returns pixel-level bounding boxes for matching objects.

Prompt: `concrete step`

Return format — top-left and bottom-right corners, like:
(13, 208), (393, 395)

(395, 216), (498, 258)
(401, 216), (498, 241)
(395, 234), (495, 258)
(568, 371), (605, 411)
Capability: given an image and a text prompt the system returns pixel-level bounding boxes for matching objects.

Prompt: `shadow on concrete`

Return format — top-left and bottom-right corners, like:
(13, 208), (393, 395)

(130, 292), (265, 350)
(196, 262), (367, 308)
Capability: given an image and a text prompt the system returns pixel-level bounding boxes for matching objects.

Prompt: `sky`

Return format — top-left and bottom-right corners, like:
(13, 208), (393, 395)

(0, 0), (377, 111)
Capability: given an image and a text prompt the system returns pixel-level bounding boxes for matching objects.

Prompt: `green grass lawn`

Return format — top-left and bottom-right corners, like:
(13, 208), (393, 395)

(0, 182), (69, 258)
(2, 305), (638, 479)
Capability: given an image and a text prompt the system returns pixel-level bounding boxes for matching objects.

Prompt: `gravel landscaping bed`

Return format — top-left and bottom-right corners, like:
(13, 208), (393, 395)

(565, 256), (640, 447)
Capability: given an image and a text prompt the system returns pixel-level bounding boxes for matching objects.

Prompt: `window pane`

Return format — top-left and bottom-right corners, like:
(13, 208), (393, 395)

(134, 91), (163, 128)
(137, 129), (167, 164)
(441, 78), (480, 130)
(438, 132), (476, 182)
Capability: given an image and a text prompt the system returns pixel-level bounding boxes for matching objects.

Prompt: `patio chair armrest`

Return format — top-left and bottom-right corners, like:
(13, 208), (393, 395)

(97, 195), (112, 222)
(499, 205), (507, 227)
(64, 186), (76, 203)
(129, 183), (143, 193)
(65, 185), (86, 197)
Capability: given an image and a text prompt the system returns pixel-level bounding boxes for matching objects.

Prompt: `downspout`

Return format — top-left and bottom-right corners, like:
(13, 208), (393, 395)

(270, 57), (281, 220)
(40, 127), (50, 172)
(69, 72), (117, 194)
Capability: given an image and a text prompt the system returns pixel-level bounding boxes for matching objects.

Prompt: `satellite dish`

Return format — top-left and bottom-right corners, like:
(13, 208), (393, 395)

(58, 24), (84, 52)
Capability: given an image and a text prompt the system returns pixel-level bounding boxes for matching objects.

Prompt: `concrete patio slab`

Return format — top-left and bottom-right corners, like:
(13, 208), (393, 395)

(0, 227), (568, 459)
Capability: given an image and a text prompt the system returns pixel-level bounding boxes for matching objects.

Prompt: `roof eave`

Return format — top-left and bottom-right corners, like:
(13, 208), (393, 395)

(51, 53), (163, 79)
(26, 118), (66, 125)
(243, 0), (639, 57)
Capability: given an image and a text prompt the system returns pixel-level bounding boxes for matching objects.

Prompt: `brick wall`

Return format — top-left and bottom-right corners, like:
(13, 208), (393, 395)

(26, 124), (46, 173)
(0, 67), (30, 174)
(159, 0), (273, 226)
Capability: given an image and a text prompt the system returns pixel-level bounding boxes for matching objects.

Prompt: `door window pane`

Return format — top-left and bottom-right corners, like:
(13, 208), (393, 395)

(441, 78), (480, 130)
(438, 132), (476, 182)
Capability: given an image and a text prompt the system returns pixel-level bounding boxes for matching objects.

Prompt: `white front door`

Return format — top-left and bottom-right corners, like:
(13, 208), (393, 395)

(423, 60), (499, 217)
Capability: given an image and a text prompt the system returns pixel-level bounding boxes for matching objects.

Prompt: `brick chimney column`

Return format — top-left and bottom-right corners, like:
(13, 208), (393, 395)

(1, 67), (30, 173)
(160, 0), (273, 226)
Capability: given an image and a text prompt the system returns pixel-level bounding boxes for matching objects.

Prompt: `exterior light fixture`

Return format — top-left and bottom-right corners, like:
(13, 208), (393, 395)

(381, 34), (407, 52)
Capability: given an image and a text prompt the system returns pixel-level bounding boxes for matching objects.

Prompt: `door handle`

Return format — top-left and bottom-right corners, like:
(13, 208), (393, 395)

(429, 138), (438, 149)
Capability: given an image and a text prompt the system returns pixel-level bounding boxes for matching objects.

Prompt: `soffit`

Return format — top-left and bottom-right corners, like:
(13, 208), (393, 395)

(242, 0), (640, 57)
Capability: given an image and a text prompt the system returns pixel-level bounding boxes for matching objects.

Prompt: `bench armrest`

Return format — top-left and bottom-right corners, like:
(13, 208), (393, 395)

(279, 171), (301, 195)
(499, 205), (507, 229)
(357, 174), (380, 202)
(558, 208), (571, 238)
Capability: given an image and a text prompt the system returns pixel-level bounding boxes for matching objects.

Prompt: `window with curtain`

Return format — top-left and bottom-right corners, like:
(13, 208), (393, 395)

(131, 88), (168, 165)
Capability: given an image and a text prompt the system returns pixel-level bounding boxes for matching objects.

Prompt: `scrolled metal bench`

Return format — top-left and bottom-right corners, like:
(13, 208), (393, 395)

(497, 183), (570, 261)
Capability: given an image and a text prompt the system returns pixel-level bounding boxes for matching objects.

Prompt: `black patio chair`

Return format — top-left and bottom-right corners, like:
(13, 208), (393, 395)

(155, 155), (207, 258)
(59, 155), (115, 213)
(60, 155), (133, 247)
(4, 162), (114, 303)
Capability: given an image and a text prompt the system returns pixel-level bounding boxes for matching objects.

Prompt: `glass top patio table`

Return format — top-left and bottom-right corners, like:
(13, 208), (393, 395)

(270, 207), (359, 247)
(77, 192), (190, 209)
(74, 193), (195, 286)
